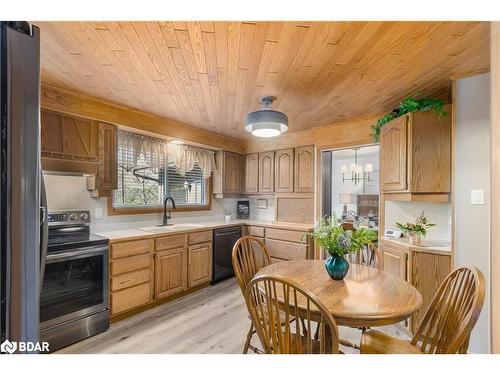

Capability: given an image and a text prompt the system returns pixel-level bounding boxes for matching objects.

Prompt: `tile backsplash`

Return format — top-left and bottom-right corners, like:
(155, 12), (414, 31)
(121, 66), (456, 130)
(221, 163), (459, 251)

(384, 200), (451, 242)
(43, 174), (275, 232)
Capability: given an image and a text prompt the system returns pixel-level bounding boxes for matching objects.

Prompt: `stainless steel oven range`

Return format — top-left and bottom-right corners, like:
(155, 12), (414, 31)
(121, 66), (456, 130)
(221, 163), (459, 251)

(40, 210), (109, 352)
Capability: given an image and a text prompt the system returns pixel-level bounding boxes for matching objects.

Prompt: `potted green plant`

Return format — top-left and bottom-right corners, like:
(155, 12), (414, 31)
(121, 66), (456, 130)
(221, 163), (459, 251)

(395, 211), (435, 245)
(304, 216), (378, 280)
(371, 97), (447, 142)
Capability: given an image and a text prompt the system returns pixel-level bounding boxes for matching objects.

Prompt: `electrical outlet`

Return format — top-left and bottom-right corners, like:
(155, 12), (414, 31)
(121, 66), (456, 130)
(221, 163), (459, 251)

(470, 190), (485, 205)
(94, 207), (104, 219)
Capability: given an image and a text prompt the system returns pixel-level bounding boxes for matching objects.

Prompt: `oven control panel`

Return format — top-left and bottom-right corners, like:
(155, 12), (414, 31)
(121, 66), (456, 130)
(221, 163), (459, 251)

(48, 210), (91, 225)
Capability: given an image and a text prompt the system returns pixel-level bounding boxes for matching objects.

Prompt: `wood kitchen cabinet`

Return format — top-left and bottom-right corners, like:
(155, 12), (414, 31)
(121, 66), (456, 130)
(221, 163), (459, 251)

(258, 151), (275, 193)
(244, 153), (259, 193)
(41, 109), (99, 174)
(380, 242), (408, 281)
(223, 151), (244, 194)
(96, 122), (118, 190)
(380, 107), (451, 201)
(188, 243), (212, 288)
(380, 238), (451, 334)
(275, 148), (294, 193)
(154, 246), (188, 299)
(294, 145), (315, 193)
(109, 238), (154, 318)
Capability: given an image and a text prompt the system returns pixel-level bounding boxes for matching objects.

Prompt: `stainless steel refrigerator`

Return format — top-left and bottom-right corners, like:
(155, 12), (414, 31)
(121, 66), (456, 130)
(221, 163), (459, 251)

(0, 21), (47, 350)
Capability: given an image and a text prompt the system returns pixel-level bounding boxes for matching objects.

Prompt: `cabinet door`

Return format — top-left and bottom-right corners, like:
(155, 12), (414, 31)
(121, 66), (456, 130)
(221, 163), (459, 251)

(96, 122), (117, 190)
(188, 243), (212, 288)
(245, 153), (259, 193)
(294, 145), (314, 192)
(381, 245), (408, 281)
(154, 247), (187, 299)
(258, 151), (275, 193)
(223, 151), (241, 194)
(380, 116), (408, 191)
(275, 148), (294, 193)
(41, 110), (99, 162)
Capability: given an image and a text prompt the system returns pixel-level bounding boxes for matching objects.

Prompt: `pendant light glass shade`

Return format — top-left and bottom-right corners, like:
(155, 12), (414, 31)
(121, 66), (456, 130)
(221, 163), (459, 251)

(245, 96), (288, 137)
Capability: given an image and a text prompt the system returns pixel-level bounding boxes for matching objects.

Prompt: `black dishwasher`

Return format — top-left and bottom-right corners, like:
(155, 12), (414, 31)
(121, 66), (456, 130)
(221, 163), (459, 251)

(212, 226), (242, 283)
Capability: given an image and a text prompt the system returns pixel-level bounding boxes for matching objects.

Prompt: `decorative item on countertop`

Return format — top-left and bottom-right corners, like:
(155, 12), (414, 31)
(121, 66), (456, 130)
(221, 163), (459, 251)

(224, 208), (232, 223)
(236, 200), (250, 219)
(303, 215), (378, 280)
(395, 211), (435, 245)
(371, 97), (447, 142)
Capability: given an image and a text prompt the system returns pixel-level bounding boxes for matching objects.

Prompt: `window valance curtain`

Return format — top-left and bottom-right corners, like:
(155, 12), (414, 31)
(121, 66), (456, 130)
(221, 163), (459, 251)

(117, 130), (216, 179)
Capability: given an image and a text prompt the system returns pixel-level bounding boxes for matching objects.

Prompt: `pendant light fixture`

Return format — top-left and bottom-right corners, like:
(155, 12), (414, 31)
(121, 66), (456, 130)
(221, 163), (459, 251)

(245, 96), (288, 137)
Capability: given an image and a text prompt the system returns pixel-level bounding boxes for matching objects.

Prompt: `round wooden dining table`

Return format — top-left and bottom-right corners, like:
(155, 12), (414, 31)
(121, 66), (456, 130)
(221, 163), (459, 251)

(255, 260), (422, 328)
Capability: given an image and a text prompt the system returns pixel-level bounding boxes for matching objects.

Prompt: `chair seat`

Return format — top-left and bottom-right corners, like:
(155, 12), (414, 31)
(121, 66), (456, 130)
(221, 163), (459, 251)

(360, 329), (424, 354)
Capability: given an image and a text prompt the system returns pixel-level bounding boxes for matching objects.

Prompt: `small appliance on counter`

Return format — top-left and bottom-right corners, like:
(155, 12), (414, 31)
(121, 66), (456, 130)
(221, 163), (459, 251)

(40, 210), (110, 352)
(237, 200), (250, 219)
(384, 228), (403, 238)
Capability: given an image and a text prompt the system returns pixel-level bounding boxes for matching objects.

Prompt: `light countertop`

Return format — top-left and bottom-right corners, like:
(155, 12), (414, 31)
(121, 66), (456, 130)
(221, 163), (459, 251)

(96, 219), (314, 242)
(380, 236), (451, 255)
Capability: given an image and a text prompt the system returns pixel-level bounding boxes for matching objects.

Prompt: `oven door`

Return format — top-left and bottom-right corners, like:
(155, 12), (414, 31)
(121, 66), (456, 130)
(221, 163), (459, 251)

(40, 245), (109, 330)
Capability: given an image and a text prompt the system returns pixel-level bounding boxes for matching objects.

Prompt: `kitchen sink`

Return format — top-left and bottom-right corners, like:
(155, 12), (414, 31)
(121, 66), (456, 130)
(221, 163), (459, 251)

(138, 223), (206, 233)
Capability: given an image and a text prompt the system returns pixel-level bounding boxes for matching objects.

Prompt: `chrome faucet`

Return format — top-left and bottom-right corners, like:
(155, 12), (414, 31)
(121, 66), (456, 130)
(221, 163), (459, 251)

(162, 196), (176, 226)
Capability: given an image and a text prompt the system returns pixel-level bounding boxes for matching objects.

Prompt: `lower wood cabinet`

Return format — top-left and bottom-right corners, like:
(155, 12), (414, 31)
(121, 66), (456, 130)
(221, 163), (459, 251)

(188, 243), (212, 288)
(109, 238), (154, 318)
(154, 246), (188, 299)
(110, 230), (214, 320)
(379, 239), (451, 334)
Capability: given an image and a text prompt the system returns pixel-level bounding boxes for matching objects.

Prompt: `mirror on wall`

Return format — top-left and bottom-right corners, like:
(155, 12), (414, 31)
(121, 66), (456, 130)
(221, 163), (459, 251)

(321, 144), (380, 228)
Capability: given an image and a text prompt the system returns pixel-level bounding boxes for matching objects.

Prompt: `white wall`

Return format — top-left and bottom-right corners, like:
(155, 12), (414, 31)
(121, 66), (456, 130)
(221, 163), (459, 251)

(454, 73), (491, 353)
(44, 174), (275, 232)
(384, 201), (451, 242)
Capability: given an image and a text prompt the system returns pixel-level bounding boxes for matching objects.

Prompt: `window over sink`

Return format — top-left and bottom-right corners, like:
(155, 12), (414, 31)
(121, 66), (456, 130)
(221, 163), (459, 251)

(110, 130), (214, 213)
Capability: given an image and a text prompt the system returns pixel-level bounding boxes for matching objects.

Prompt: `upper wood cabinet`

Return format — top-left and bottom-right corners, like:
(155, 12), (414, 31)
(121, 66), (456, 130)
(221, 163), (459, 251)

(223, 151), (243, 194)
(380, 116), (408, 192)
(275, 148), (294, 193)
(244, 153), (259, 194)
(294, 145), (315, 193)
(380, 108), (451, 200)
(96, 122), (118, 190)
(258, 151), (275, 193)
(41, 109), (99, 174)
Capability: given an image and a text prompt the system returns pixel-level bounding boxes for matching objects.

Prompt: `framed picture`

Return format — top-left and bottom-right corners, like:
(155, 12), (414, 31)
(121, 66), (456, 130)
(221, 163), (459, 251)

(256, 199), (268, 209)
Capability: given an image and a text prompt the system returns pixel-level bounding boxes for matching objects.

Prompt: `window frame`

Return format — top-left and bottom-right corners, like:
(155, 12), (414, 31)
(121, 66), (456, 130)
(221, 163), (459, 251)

(108, 176), (212, 215)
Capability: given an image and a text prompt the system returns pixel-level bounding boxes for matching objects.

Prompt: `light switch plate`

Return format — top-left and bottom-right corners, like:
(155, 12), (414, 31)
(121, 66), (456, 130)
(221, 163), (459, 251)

(470, 190), (485, 205)
(94, 207), (104, 219)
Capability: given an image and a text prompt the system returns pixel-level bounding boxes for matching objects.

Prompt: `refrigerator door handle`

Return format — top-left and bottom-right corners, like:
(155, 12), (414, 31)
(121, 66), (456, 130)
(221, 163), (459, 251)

(39, 170), (48, 294)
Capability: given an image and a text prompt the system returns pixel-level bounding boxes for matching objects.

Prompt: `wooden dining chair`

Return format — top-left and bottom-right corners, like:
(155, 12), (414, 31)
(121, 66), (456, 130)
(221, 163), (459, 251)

(360, 266), (485, 354)
(245, 274), (340, 354)
(232, 235), (272, 354)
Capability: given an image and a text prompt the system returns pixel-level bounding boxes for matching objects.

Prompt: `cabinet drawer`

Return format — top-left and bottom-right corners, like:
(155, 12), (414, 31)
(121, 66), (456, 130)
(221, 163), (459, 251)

(265, 239), (308, 261)
(111, 282), (151, 315)
(111, 239), (153, 259)
(188, 230), (212, 245)
(248, 226), (265, 237)
(155, 234), (187, 251)
(265, 228), (306, 243)
(111, 268), (151, 292)
(111, 253), (151, 276)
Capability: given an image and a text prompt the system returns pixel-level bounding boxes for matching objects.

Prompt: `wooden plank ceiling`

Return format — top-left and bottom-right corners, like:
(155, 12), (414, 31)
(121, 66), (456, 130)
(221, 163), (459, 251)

(37, 21), (490, 140)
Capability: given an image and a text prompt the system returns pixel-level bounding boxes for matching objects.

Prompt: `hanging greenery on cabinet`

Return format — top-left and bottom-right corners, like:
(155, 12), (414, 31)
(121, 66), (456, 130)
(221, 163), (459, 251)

(371, 97), (447, 142)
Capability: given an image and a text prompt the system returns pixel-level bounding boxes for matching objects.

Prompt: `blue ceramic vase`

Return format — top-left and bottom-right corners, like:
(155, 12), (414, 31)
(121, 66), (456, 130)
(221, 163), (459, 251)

(325, 255), (349, 280)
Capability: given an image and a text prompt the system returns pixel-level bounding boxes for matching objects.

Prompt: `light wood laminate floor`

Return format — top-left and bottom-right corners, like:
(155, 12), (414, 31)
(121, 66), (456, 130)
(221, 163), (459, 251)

(58, 278), (411, 354)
